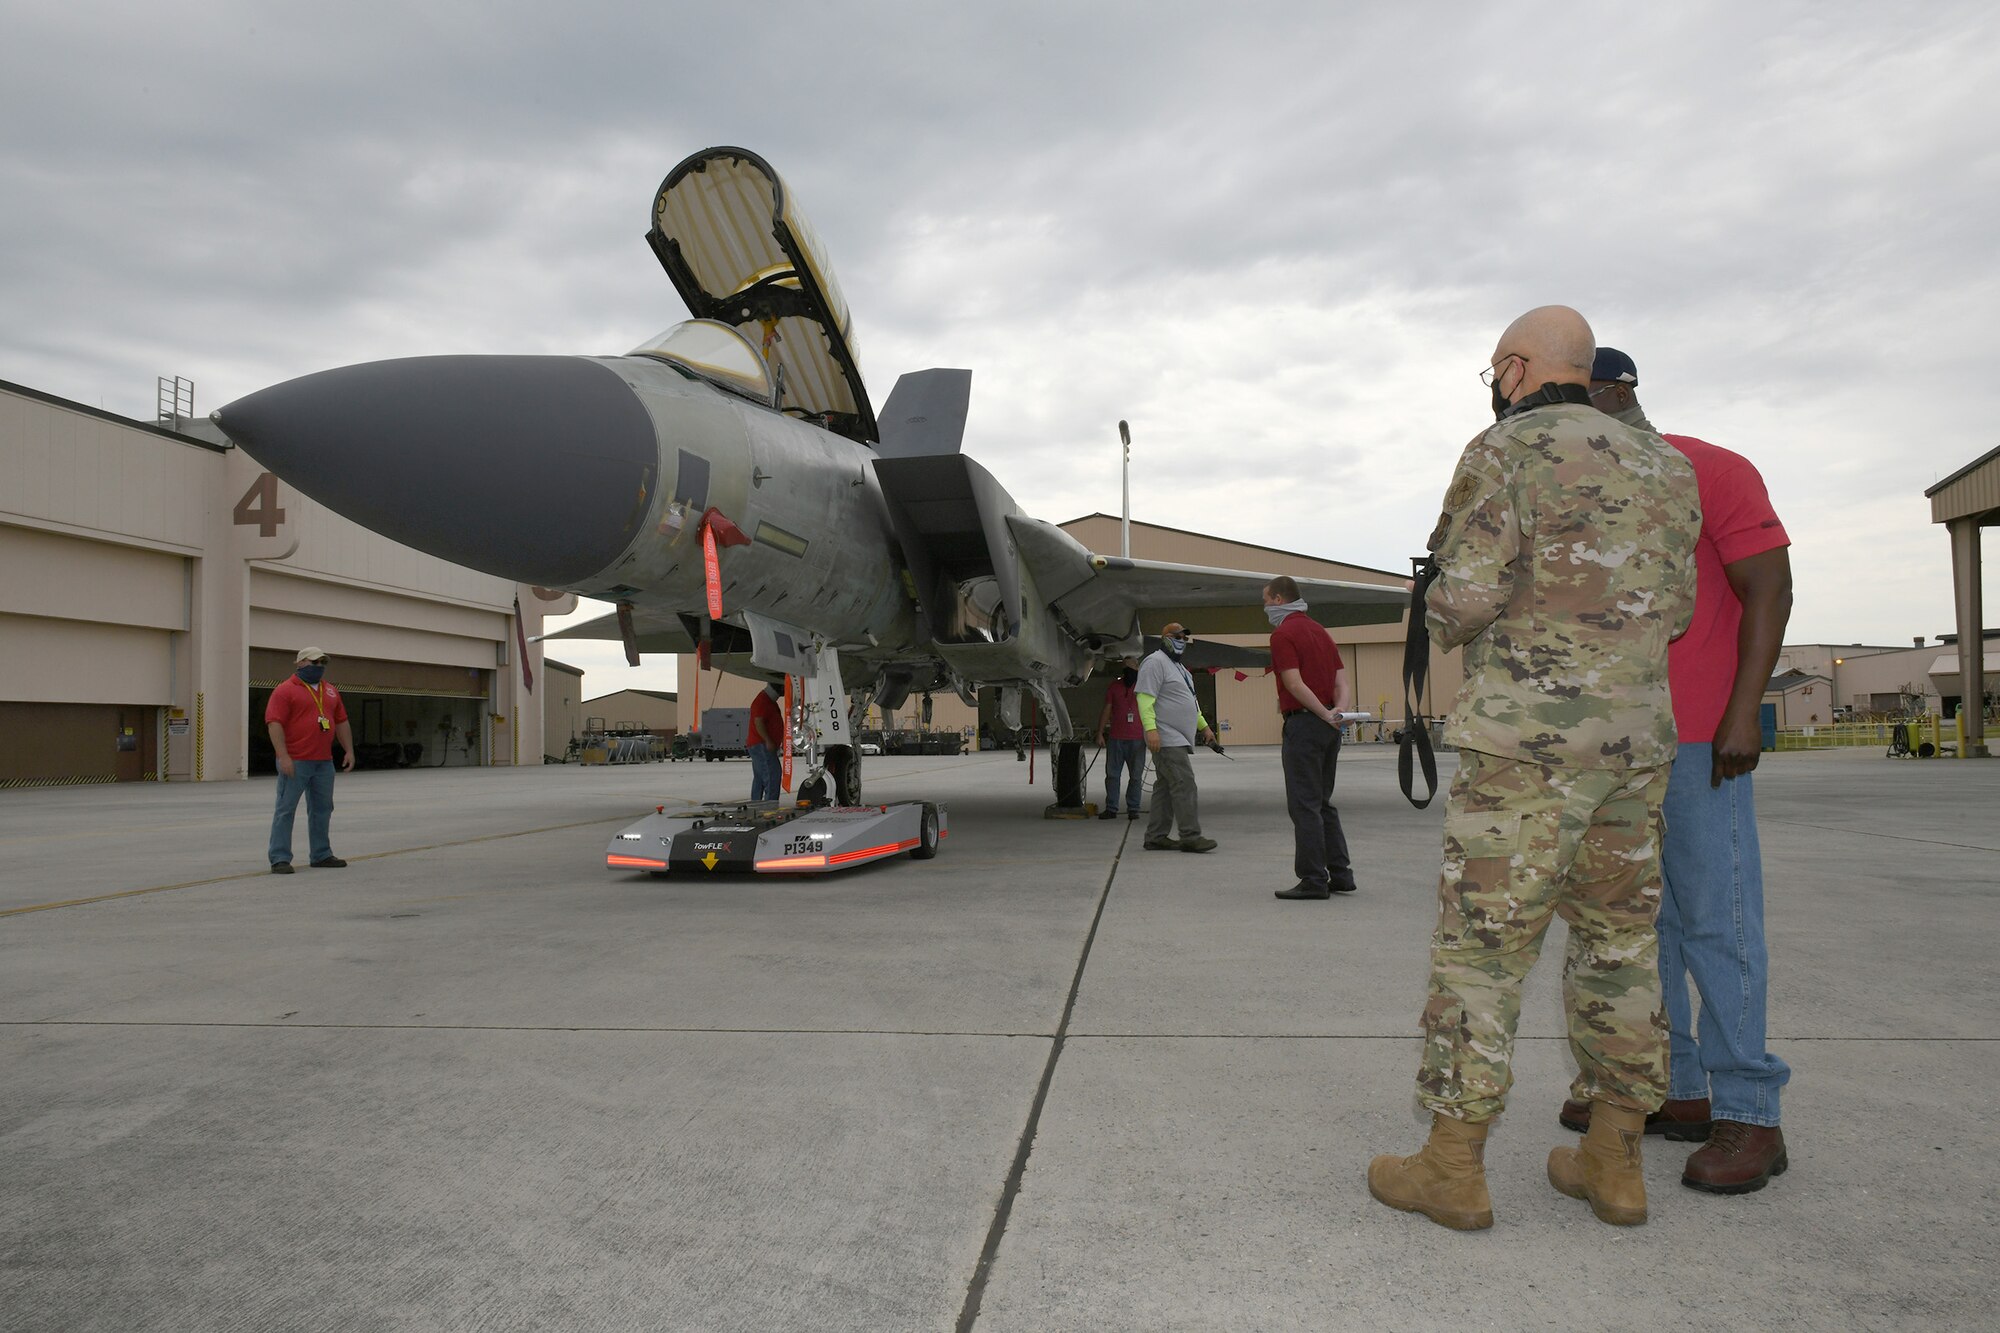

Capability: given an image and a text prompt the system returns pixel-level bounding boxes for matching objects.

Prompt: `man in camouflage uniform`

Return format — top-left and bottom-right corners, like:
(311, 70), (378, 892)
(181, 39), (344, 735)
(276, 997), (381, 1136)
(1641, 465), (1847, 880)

(1367, 306), (1699, 1231)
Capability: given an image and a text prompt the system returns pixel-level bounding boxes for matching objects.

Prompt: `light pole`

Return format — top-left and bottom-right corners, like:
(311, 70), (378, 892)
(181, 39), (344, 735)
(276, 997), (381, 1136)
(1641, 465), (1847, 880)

(1118, 420), (1131, 557)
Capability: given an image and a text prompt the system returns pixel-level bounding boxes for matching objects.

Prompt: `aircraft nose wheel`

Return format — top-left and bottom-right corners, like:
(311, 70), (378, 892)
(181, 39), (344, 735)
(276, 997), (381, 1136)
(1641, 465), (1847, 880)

(828, 744), (862, 806)
(797, 773), (829, 806)
(910, 802), (940, 859)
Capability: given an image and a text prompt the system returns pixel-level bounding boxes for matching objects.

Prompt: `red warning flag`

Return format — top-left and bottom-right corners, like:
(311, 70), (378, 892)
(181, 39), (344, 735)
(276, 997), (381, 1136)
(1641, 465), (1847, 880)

(702, 521), (723, 621)
(780, 675), (794, 792)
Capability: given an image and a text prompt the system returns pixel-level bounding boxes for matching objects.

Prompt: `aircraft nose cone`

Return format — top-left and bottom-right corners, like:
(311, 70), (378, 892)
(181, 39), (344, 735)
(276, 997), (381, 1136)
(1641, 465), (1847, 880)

(215, 355), (657, 587)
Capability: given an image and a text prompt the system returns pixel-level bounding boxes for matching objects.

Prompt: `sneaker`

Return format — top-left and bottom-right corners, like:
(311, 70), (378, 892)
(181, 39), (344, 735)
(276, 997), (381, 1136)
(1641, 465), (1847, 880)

(270, 862), (294, 875)
(1098, 809), (1118, 820)
(1127, 809), (1141, 821)
(310, 856), (349, 869)
(1142, 837), (1181, 851)
(1178, 836), (1217, 853)
(1274, 882), (1331, 900)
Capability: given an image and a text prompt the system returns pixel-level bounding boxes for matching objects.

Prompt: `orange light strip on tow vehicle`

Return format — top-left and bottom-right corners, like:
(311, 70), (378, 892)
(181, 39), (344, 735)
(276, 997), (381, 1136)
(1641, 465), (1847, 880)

(755, 853), (828, 872)
(607, 854), (668, 869)
(827, 838), (918, 865)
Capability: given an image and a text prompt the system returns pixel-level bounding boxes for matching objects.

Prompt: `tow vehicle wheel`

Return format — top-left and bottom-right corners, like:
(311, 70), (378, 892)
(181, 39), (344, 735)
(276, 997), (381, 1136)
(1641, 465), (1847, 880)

(910, 802), (940, 860)
(829, 744), (862, 806)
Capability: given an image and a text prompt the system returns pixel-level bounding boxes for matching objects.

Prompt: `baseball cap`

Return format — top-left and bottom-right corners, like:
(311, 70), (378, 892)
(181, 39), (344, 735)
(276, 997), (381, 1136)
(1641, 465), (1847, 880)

(295, 646), (328, 664)
(1591, 347), (1638, 385)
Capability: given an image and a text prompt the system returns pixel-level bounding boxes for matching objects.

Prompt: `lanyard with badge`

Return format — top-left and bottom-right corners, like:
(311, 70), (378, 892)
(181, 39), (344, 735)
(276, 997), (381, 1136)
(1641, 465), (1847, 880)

(304, 680), (332, 732)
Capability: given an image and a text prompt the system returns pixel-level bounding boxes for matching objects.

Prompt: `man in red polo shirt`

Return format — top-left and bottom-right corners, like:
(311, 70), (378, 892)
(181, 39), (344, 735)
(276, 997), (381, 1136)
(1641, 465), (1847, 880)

(1264, 576), (1357, 900)
(1564, 347), (1794, 1196)
(747, 681), (786, 802)
(264, 646), (354, 874)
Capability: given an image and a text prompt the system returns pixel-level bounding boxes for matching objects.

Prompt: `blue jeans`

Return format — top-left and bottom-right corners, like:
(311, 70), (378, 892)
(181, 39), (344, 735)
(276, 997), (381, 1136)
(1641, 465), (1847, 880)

(748, 743), (782, 802)
(1103, 738), (1145, 812)
(269, 760), (336, 865)
(1657, 742), (1789, 1125)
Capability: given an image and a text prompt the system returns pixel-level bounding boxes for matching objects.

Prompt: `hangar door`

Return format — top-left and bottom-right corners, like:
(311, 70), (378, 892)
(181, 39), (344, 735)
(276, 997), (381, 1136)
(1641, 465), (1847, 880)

(249, 650), (490, 773)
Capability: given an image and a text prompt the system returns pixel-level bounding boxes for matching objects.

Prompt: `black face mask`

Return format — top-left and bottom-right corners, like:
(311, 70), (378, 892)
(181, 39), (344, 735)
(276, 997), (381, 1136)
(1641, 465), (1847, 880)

(1121, 668), (1138, 687)
(1490, 381), (1510, 420)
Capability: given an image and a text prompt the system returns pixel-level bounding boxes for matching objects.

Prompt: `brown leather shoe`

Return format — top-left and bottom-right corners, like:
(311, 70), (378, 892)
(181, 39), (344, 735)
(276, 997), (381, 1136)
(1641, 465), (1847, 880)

(1682, 1121), (1787, 1194)
(1559, 1096), (1712, 1141)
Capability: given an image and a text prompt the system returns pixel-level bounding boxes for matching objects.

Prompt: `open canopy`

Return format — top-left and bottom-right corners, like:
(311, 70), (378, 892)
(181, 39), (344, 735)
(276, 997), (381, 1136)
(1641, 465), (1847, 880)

(648, 147), (876, 444)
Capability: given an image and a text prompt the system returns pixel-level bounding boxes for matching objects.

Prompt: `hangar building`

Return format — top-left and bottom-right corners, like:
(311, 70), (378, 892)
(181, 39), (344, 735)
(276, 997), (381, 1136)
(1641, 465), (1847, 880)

(0, 379), (568, 786)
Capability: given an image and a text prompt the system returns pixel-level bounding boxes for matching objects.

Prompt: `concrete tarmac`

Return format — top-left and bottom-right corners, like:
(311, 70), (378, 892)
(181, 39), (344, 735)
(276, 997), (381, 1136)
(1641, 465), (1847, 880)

(2, 745), (1995, 1330)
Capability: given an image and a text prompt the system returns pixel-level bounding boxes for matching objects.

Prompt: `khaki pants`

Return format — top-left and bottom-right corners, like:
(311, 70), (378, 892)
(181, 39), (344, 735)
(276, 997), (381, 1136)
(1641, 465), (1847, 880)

(1146, 745), (1200, 840)
(1416, 748), (1670, 1123)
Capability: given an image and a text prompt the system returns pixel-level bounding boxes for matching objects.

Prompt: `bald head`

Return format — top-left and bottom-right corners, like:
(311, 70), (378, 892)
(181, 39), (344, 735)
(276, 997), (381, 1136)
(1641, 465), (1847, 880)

(1490, 305), (1596, 401)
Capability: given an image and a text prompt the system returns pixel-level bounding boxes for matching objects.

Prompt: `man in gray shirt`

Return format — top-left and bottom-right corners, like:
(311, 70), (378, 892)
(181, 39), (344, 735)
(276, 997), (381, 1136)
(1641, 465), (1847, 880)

(1135, 623), (1219, 852)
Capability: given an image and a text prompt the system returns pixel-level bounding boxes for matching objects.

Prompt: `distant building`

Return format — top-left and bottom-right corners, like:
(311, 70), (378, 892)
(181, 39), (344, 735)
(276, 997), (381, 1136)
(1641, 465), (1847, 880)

(584, 688), (679, 735)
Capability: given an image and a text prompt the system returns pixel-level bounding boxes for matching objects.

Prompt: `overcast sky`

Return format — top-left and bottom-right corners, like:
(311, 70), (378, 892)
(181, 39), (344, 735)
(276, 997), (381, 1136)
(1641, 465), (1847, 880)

(5, 1), (1995, 698)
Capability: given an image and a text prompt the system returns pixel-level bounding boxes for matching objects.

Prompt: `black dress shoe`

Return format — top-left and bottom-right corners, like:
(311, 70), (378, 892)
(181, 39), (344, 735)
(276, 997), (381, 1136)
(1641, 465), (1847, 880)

(1329, 880), (1358, 895)
(310, 856), (348, 869)
(1274, 883), (1331, 900)
(270, 862), (294, 875)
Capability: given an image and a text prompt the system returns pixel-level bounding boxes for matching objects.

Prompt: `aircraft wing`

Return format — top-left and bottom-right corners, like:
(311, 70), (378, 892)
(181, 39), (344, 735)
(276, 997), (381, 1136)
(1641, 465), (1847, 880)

(1006, 515), (1407, 639)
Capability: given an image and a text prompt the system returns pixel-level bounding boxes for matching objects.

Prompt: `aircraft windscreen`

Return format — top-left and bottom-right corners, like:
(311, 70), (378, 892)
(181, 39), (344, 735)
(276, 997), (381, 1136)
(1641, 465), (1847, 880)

(630, 320), (774, 402)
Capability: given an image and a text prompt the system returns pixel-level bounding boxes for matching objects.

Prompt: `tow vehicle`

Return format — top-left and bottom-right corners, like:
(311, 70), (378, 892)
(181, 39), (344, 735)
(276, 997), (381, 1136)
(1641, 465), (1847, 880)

(606, 797), (943, 876)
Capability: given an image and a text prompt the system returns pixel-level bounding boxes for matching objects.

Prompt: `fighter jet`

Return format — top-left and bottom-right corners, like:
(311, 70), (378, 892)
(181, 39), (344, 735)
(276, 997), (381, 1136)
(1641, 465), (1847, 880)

(215, 147), (1404, 807)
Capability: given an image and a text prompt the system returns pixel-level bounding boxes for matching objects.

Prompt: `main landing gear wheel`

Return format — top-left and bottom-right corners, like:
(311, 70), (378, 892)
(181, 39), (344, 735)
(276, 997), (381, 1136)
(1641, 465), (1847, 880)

(1054, 740), (1085, 809)
(911, 802), (940, 859)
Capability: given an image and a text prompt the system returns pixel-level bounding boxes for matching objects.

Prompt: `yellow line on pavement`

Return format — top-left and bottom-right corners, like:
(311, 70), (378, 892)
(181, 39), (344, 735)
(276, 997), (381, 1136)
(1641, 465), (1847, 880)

(0, 815), (636, 919)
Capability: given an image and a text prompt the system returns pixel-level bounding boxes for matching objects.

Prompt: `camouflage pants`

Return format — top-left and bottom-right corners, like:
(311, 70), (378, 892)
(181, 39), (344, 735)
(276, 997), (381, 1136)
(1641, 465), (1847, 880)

(1416, 748), (1670, 1123)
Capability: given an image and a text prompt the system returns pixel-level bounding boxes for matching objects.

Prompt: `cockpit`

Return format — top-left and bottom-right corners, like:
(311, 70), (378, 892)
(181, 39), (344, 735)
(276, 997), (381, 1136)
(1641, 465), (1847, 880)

(629, 319), (775, 404)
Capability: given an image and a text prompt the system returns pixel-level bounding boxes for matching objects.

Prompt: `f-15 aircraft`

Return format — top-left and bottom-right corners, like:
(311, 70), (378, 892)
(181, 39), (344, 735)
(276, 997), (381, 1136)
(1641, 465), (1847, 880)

(215, 147), (1404, 808)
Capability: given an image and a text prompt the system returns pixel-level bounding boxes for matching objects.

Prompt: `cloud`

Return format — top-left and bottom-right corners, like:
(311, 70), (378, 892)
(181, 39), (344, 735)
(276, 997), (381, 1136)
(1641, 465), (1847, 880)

(4, 0), (1997, 647)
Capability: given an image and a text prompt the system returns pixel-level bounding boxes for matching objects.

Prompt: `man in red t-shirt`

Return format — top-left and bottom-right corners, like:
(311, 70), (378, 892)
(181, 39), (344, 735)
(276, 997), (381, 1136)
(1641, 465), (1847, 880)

(747, 681), (786, 802)
(1264, 576), (1357, 900)
(1096, 658), (1147, 819)
(1564, 348), (1794, 1195)
(264, 646), (354, 873)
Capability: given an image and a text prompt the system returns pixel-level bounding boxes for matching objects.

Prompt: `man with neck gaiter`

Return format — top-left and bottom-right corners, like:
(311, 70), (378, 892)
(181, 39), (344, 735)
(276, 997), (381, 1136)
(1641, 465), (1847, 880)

(1135, 624), (1218, 852)
(1264, 576), (1356, 899)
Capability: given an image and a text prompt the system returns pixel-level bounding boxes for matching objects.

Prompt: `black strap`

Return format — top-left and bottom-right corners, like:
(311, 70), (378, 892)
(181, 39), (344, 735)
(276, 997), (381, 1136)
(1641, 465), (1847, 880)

(1398, 556), (1440, 809)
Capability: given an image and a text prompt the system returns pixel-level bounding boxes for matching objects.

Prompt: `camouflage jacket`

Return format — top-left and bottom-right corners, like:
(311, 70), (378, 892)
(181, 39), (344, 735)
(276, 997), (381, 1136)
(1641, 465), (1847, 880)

(1425, 401), (1699, 768)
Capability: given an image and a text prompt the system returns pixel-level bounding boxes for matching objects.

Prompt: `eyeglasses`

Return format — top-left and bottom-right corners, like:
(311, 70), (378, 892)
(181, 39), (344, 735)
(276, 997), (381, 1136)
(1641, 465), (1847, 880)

(1479, 354), (1521, 388)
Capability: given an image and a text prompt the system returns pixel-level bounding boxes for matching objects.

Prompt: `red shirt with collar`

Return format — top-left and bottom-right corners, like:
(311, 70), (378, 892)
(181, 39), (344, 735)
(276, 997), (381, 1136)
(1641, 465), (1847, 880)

(266, 674), (348, 761)
(1664, 435), (1791, 744)
(749, 688), (785, 748)
(1269, 612), (1344, 713)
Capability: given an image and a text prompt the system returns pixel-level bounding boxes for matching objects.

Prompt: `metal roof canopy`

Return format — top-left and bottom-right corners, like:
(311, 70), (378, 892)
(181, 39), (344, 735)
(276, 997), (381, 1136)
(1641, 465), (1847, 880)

(1926, 448), (1997, 755)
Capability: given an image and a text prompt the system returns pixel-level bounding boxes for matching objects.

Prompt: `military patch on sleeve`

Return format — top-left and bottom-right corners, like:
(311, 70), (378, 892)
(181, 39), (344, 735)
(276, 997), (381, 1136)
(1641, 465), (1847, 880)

(1443, 471), (1480, 512)
(1427, 511), (1452, 552)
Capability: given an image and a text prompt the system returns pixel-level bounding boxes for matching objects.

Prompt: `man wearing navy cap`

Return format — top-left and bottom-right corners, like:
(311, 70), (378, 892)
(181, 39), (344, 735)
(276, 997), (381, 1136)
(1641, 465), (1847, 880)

(1565, 347), (1796, 1196)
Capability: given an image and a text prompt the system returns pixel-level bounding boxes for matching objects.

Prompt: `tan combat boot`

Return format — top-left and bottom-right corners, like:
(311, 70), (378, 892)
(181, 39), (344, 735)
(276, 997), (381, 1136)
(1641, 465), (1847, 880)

(1367, 1114), (1494, 1231)
(1547, 1101), (1648, 1225)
